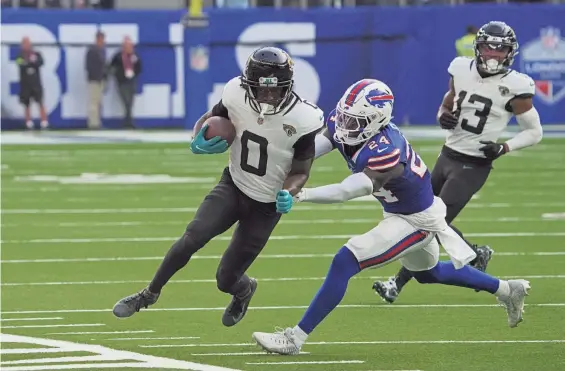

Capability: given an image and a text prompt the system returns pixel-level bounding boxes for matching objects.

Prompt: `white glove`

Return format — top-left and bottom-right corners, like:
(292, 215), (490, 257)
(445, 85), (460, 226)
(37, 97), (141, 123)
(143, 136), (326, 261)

(294, 188), (308, 203)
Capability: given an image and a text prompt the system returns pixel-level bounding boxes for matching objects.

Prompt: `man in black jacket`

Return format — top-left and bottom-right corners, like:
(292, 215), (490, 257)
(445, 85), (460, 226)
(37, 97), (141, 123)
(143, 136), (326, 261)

(17, 37), (49, 130)
(110, 36), (141, 128)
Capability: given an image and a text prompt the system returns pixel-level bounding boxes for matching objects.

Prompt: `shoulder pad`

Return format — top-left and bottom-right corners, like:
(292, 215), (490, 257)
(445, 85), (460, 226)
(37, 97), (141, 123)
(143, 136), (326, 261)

(503, 71), (536, 97)
(362, 136), (402, 172)
(292, 99), (324, 134)
(448, 56), (474, 77)
(221, 77), (245, 109)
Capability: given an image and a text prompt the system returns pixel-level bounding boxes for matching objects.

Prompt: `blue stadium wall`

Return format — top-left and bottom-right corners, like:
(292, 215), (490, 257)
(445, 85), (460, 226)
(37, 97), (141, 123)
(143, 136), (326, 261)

(1, 5), (564, 130)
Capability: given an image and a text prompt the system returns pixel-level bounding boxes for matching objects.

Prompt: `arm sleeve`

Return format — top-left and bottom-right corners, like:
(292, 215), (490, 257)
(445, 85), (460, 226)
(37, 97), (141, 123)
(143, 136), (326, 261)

(505, 107), (543, 152)
(211, 99), (230, 119)
(301, 172), (374, 204)
(293, 129), (320, 160)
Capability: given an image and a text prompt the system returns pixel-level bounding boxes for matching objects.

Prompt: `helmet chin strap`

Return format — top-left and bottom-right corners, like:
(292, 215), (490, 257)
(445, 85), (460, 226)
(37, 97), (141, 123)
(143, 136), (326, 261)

(258, 104), (270, 120)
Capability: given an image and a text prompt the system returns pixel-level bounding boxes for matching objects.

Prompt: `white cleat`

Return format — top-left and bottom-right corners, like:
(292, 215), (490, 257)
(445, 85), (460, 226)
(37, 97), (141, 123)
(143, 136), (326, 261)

(497, 279), (531, 328)
(252, 327), (301, 355)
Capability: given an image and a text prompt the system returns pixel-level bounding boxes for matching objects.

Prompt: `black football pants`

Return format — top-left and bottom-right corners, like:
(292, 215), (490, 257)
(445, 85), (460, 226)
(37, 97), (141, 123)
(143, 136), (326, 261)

(148, 167), (281, 296)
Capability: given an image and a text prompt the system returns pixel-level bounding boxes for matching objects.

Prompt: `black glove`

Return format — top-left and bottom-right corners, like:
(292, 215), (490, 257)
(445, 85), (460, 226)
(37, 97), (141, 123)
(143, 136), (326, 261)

(479, 141), (508, 160)
(438, 111), (459, 130)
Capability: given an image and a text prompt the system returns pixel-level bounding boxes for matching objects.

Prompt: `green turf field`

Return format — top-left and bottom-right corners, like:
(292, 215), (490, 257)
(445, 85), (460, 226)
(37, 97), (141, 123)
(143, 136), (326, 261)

(2, 138), (565, 371)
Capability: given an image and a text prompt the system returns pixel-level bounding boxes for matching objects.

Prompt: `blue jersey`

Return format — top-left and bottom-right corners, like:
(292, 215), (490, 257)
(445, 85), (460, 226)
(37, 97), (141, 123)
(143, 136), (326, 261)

(326, 109), (434, 215)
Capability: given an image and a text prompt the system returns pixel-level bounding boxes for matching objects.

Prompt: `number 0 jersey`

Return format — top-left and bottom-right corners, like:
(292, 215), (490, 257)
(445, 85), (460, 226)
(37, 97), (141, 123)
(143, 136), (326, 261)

(218, 77), (324, 203)
(327, 110), (434, 215)
(446, 56), (535, 158)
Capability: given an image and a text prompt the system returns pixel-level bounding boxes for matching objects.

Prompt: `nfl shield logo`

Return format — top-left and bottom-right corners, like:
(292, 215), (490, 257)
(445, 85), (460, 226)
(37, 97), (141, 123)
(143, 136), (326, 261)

(189, 46), (209, 72)
(520, 27), (565, 105)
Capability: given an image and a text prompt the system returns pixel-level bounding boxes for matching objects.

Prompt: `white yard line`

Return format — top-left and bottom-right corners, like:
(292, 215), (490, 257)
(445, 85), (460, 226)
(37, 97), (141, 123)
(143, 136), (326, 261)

(1, 323), (105, 329)
(46, 330), (154, 335)
(3, 251), (565, 265)
(3, 232), (565, 245)
(104, 336), (200, 341)
(3, 202), (565, 214)
(143, 339), (565, 349)
(192, 352), (308, 356)
(0, 317), (63, 322)
(0, 354), (126, 365)
(3, 274), (565, 288)
(0, 333), (241, 371)
(0, 348), (75, 355)
(3, 303), (563, 316)
(1, 216), (560, 228)
(246, 360), (364, 365)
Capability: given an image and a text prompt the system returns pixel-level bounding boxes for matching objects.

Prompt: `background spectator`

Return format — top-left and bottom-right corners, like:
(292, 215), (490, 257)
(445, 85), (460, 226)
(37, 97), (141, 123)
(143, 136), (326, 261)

(17, 36), (49, 129)
(110, 36), (142, 128)
(85, 30), (107, 129)
(456, 25), (479, 57)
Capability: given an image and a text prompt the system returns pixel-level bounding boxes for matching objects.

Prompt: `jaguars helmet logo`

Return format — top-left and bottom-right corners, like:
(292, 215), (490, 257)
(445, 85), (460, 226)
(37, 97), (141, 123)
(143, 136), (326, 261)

(282, 50), (294, 71)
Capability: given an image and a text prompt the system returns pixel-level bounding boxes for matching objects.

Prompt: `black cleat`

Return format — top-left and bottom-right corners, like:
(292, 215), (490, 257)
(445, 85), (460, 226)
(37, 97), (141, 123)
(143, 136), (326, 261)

(472, 245), (494, 272)
(372, 277), (399, 304)
(472, 245), (494, 292)
(113, 288), (159, 318)
(222, 278), (257, 327)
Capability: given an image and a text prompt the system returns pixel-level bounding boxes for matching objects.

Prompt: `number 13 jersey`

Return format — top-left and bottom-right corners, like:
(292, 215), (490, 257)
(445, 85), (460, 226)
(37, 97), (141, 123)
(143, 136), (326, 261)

(221, 77), (324, 203)
(446, 56), (535, 158)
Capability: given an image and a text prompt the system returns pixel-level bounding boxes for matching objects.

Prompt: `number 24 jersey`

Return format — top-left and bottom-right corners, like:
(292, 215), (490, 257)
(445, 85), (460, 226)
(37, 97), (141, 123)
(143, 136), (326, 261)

(327, 110), (435, 215)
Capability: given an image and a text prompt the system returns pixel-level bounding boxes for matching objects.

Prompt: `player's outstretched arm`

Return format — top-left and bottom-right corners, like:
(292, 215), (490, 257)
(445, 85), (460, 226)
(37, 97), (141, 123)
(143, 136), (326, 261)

(314, 128), (336, 159)
(296, 163), (404, 204)
(505, 97), (543, 151)
(479, 97), (542, 160)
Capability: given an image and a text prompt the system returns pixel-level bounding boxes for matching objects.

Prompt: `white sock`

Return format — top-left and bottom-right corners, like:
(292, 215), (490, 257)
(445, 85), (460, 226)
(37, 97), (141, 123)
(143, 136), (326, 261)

(292, 325), (308, 347)
(495, 280), (511, 297)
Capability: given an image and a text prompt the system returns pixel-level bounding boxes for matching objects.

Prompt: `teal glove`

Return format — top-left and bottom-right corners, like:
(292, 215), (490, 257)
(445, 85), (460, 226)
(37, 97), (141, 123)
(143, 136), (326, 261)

(276, 190), (293, 214)
(190, 123), (228, 154)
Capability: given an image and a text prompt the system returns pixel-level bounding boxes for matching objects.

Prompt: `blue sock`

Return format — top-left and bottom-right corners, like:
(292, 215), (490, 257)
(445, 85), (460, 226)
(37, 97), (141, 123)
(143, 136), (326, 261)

(412, 261), (500, 294)
(298, 247), (361, 334)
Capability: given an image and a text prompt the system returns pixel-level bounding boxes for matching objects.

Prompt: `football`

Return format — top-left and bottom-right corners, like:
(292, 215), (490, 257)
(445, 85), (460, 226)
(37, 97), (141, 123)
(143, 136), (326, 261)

(195, 116), (236, 146)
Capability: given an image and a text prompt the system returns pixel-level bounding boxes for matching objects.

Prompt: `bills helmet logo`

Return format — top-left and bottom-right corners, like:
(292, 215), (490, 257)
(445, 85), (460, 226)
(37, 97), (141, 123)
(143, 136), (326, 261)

(365, 89), (394, 109)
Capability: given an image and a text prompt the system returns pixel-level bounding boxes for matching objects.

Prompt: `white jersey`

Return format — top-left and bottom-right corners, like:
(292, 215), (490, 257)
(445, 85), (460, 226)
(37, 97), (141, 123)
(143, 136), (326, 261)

(221, 77), (324, 203)
(446, 57), (535, 158)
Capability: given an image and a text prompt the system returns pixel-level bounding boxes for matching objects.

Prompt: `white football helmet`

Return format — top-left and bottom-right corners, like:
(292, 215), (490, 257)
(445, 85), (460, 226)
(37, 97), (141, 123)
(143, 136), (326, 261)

(334, 79), (394, 146)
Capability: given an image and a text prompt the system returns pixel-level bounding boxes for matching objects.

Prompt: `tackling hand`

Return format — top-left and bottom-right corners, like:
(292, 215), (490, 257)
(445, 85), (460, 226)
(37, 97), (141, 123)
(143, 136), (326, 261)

(438, 112), (459, 130)
(479, 141), (508, 160)
(276, 190), (294, 214)
(190, 124), (228, 155)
